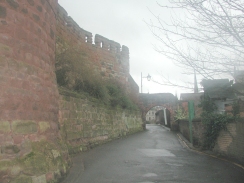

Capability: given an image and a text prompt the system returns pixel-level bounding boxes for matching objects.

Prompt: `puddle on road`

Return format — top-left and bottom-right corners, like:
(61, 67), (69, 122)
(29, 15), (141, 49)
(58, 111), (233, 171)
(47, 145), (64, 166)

(166, 163), (183, 167)
(143, 173), (158, 177)
(138, 149), (175, 157)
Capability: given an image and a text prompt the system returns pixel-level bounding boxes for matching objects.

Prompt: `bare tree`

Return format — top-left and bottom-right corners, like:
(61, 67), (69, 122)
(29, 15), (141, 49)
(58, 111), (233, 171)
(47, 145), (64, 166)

(148, 0), (244, 80)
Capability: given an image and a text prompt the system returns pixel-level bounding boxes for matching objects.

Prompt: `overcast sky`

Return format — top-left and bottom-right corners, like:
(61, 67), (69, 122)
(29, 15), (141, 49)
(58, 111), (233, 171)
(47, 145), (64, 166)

(58, 0), (195, 96)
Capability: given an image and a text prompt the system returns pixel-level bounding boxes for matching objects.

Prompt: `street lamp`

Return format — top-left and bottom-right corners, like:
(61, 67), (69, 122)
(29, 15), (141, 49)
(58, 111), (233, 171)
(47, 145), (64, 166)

(141, 72), (151, 93)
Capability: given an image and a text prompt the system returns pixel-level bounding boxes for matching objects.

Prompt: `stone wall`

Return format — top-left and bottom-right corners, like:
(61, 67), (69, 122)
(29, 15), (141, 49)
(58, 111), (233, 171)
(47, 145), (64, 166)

(59, 92), (144, 154)
(214, 121), (244, 164)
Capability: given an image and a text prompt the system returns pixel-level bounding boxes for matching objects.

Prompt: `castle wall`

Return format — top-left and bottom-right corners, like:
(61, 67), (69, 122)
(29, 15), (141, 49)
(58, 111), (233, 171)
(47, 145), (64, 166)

(0, 1), (141, 182)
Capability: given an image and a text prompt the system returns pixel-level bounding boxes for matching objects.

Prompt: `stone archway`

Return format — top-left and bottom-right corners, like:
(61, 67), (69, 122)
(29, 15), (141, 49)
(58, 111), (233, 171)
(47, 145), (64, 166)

(138, 93), (178, 131)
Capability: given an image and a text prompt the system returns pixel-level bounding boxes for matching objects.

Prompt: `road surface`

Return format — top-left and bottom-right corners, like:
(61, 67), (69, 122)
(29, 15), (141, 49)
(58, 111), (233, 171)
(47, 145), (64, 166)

(62, 124), (244, 183)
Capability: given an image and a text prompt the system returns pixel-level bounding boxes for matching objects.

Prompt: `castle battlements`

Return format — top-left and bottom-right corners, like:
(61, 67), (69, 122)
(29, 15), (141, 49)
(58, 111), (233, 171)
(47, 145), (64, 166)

(57, 4), (129, 57)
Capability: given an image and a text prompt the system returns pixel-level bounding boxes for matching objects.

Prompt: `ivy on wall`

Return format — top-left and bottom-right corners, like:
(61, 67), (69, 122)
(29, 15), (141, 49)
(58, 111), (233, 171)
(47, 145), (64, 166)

(199, 94), (238, 149)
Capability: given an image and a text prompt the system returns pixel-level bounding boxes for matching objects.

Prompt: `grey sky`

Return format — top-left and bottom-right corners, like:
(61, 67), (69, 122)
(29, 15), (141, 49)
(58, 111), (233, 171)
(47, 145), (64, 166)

(58, 0), (194, 95)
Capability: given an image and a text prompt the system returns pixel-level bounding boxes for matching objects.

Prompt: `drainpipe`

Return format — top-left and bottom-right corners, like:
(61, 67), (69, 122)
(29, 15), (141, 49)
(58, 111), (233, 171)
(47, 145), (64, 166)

(163, 108), (167, 126)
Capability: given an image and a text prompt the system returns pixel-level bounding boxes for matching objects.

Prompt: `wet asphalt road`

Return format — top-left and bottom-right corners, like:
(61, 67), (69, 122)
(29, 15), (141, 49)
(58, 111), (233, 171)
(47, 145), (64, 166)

(62, 124), (244, 183)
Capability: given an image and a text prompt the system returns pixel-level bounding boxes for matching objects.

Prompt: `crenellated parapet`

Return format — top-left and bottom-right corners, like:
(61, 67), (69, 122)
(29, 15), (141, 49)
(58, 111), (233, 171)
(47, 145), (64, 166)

(57, 4), (129, 57)
(57, 4), (93, 43)
(121, 45), (130, 59)
(95, 34), (121, 53)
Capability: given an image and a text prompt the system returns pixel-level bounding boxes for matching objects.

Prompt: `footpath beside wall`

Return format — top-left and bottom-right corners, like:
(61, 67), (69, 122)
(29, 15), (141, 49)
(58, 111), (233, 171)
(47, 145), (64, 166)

(59, 91), (144, 154)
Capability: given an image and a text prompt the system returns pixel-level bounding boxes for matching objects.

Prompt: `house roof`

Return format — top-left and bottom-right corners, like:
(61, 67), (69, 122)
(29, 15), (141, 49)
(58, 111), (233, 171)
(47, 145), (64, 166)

(180, 93), (203, 101)
(201, 79), (235, 99)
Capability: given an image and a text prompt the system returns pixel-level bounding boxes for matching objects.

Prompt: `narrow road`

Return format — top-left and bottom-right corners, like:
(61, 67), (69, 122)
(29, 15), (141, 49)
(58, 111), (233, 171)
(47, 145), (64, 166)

(62, 124), (244, 183)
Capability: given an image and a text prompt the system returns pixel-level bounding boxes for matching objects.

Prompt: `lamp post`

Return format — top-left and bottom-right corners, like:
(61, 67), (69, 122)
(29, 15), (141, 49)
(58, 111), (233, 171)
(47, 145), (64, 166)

(141, 72), (151, 93)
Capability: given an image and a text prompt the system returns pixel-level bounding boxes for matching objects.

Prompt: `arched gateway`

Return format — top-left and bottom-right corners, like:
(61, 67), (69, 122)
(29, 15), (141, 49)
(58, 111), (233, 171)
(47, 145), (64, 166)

(138, 93), (178, 131)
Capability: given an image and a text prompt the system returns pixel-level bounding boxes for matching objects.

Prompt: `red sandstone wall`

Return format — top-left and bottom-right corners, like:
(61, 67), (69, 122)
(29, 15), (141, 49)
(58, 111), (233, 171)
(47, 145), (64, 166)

(56, 4), (131, 88)
(0, 0), (64, 161)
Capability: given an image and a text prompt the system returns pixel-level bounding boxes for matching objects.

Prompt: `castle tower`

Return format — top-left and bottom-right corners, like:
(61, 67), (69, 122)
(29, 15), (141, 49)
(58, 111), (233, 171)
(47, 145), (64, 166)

(0, 0), (68, 182)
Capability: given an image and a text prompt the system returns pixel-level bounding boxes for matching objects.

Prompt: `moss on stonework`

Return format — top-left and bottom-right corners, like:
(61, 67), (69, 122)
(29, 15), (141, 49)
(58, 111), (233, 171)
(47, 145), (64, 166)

(0, 139), (70, 183)
(5, 145), (20, 154)
(0, 121), (11, 133)
(12, 121), (37, 134)
(38, 121), (51, 133)
(0, 43), (11, 51)
(10, 175), (32, 183)
(0, 160), (11, 173)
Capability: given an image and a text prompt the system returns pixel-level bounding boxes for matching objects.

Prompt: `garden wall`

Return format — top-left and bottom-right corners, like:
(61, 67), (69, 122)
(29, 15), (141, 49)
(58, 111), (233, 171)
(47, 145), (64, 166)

(214, 121), (244, 164)
(178, 119), (244, 164)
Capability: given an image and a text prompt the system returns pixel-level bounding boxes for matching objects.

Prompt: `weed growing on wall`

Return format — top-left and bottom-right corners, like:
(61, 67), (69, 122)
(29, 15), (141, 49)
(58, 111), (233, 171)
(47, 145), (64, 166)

(174, 105), (187, 121)
(199, 94), (236, 149)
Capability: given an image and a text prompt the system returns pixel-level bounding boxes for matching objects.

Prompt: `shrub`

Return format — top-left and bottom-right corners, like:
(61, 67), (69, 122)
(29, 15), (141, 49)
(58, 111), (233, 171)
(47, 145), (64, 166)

(174, 105), (187, 121)
(55, 46), (138, 110)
